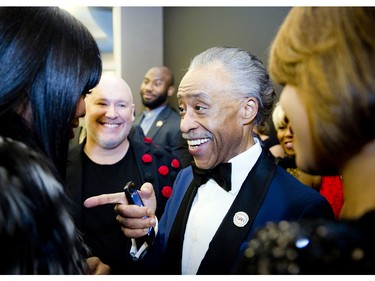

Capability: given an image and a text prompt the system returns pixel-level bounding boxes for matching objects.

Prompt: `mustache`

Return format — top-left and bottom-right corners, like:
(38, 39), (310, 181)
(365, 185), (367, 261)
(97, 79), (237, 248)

(182, 131), (213, 140)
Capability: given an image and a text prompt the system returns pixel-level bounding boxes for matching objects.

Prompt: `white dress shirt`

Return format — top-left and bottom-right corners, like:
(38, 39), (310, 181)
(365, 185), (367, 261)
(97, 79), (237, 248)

(181, 138), (262, 274)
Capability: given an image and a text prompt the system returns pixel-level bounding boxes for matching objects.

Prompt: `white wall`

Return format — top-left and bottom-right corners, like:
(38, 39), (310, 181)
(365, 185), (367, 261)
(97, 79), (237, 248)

(113, 7), (163, 115)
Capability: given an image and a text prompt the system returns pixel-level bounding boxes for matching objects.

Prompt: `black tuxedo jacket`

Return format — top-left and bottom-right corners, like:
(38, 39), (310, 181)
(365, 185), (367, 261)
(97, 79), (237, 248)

(143, 150), (335, 274)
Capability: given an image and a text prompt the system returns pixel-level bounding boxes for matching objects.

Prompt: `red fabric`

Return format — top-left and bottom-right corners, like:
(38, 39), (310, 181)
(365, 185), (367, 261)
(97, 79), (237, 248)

(158, 165), (169, 176)
(141, 153), (153, 163)
(143, 137), (153, 144)
(320, 176), (344, 219)
(171, 158), (181, 169)
(162, 186), (173, 198)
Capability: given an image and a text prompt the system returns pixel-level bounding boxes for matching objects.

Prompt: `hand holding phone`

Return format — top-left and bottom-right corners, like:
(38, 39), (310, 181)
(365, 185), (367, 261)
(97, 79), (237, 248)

(123, 181), (155, 247)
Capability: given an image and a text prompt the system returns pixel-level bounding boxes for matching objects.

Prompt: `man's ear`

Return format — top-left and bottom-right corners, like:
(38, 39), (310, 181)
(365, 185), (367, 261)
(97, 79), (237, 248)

(131, 103), (135, 122)
(167, 85), (176, 97)
(242, 97), (258, 124)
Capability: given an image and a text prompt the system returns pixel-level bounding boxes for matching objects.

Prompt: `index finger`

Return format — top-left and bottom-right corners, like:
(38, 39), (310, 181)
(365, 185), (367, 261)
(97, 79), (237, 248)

(84, 192), (127, 208)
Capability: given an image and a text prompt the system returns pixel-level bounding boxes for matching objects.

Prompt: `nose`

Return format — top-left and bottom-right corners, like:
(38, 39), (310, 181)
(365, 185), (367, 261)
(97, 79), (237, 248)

(105, 105), (118, 118)
(286, 124), (293, 136)
(180, 109), (198, 133)
(75, 96), (86, 118)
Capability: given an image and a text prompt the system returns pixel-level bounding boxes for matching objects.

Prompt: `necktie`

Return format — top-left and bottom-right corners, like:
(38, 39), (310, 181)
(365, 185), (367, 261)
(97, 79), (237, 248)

(192, 162), (232, 191)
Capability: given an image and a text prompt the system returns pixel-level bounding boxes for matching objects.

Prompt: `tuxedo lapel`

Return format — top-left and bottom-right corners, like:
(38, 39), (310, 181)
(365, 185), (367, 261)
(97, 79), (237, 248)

(197, 151), (276, 274)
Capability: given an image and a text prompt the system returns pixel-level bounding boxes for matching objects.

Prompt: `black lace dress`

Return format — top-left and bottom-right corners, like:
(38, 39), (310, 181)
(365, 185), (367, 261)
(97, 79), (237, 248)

(240, 210), (375, 274)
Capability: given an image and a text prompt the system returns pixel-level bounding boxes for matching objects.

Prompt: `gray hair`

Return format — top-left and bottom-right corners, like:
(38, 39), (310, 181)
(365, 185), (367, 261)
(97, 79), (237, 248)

(189, 47), (276, 125)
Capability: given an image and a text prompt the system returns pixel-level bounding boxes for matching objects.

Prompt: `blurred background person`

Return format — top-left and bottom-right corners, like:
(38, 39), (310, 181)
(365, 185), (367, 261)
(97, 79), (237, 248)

(272, 102), (322, 191)
(273, 101), (343, 217)
(134, 66), (193, 167)
(253, 121), (284, 159)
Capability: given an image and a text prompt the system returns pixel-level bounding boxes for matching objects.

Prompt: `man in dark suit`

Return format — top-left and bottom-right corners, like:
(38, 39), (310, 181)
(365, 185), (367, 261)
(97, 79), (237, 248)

(134, 66), (192, 167)
(83, 47), (334, 274)
(66, 74), (181, 274)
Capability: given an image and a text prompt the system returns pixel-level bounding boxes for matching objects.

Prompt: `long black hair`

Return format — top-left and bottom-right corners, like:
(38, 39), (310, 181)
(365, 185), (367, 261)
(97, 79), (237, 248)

(0, 136), (88, 274)
(0, 7), (102, 180)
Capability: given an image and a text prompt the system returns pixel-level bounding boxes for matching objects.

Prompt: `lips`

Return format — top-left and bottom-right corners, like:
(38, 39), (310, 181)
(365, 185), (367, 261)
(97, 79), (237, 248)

(143, 93), (154, 100)
(284, 141), (293, 150)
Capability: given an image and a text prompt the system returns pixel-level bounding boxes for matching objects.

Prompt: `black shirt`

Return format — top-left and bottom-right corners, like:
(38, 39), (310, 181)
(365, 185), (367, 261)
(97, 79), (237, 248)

(81, 144), (142, 274)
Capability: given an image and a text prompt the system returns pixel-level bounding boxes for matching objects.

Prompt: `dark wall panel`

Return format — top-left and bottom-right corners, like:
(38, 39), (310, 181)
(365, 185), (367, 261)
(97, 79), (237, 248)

(163, 7), (291, 135)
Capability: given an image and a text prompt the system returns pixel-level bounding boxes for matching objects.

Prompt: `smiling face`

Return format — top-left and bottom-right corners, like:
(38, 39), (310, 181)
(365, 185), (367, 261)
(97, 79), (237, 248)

(273, 107), (294, 158)
(177, 64), (256, 169)
(140, 67), (175, 110)
(85, 75), (135, 150)
(276, 120), (295, 158)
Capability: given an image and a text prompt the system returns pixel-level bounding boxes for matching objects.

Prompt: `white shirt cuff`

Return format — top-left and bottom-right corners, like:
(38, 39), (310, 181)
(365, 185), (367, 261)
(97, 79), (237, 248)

(129, 216), (158, 261)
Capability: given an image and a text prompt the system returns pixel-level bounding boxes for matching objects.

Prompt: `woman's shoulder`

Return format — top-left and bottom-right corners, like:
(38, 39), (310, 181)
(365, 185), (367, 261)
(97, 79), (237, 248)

(242, 210), (375, 274)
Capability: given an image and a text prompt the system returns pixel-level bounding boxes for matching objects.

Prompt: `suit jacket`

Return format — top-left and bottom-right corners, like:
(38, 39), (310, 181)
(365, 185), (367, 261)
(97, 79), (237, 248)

(144, 150), (334, 274)
(134, 105), (193, 168)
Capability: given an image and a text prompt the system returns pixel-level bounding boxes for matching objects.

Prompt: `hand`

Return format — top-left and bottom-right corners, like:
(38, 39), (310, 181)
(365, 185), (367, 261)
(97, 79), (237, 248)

(86, 256), (110, 275)
(84, 182), (157, 239)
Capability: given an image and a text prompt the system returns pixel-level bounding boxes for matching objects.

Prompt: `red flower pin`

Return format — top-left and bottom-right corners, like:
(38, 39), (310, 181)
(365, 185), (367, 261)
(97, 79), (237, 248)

(141, 153), (153, 163)
(162, 186), (173, 198)
(158, 165), (169, 176)
(171, 158), (180, 169)
(144, 137), (153, 144)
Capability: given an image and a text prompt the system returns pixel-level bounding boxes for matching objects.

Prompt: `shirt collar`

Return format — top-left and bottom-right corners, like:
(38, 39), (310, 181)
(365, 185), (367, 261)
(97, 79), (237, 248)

(143, 105), (166, 117)
(228, 137), (262, 194)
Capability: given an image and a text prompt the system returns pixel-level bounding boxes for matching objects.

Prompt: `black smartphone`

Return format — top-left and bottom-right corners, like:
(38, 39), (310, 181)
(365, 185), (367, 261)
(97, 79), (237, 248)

(123, 181), (155, 246)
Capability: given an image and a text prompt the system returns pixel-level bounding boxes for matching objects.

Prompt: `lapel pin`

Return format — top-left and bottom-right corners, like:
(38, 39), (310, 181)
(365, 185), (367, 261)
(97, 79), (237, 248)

(233, 211), (249, 227)
(156, 120), (163, 127)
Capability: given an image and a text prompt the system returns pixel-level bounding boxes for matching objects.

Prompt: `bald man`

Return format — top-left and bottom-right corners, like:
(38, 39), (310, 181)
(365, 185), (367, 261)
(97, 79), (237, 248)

(134, 66), (193, 168)
(66, 74), (181, 274)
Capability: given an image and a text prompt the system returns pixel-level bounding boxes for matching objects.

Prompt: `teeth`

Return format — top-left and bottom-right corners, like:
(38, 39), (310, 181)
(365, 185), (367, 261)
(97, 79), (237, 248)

(187, 138), (210, 146)
(103, 123), (119, 128)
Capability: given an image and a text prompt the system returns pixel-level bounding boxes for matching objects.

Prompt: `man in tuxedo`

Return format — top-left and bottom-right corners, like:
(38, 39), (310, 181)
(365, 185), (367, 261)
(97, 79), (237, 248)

(66, 74), (181, 274)
(134, 66), (192, 168)
(83, 47), (334, 274)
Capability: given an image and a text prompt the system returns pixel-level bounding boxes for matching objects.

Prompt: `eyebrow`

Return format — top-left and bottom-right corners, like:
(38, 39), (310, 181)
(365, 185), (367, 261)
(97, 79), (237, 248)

(177, 91), (210, 100)
(146, 78), (163, 83)
(94, 97), (129, 104)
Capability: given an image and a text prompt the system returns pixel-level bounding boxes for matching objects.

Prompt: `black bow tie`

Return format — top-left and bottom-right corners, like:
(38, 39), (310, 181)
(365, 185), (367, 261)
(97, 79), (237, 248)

(192, 163), (232, 192)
